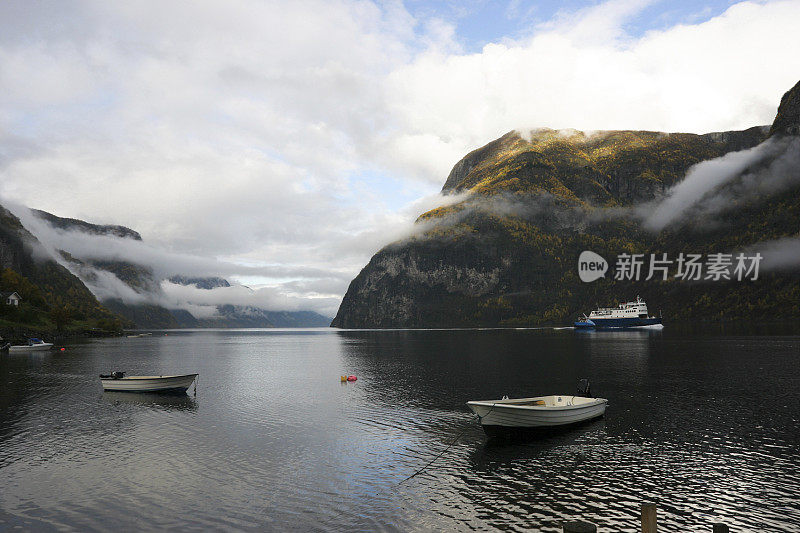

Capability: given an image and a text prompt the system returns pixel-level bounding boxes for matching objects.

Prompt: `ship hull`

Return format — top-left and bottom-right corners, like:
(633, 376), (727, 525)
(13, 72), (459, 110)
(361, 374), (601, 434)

(587, 317), (662, 329)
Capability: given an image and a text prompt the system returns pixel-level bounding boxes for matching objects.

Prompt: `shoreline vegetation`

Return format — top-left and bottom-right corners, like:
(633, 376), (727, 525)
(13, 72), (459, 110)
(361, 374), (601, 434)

(0, 266), (126, 344)
(0, 318), (124, 345)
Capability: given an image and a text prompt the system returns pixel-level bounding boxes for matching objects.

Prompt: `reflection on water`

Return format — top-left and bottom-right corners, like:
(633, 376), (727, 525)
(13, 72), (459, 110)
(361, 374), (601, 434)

(1, 328), (799, 531)
(473, 417), (608, 461)
(102, 391), (198, 411)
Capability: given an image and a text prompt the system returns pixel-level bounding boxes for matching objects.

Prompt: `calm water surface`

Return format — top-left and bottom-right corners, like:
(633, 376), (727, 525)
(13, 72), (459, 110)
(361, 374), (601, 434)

(1, 328), (798, 531)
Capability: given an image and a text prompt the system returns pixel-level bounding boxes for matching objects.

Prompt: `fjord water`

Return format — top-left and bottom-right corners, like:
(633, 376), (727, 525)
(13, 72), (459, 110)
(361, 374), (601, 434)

(1, 328), (798, 532)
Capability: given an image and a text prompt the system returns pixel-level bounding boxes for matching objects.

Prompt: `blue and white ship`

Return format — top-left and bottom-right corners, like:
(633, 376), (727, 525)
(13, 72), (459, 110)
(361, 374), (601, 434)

(574, 296), (663, 329)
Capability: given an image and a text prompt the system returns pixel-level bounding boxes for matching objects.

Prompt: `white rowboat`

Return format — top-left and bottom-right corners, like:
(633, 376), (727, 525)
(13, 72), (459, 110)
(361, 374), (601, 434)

(9, 338), (53, 352)
(100, 373), (198, 393)
(467, 395), (607, 436)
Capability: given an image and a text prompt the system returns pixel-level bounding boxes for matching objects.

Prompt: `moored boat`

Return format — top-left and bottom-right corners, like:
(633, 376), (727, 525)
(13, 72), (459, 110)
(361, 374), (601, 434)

(573, 296), (662, 329)
(467, 381), (607, 437)
(99, 372), (198, 393)
(9, 338), (54, 352)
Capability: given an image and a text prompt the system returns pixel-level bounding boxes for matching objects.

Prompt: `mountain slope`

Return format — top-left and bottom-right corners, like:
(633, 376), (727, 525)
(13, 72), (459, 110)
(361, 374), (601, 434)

(770, 79), (800, 137)
(32, 209), (142, 240)
(0, 205), (123, 329)
(332, 81), (800, 328)
(27, 211), (332, 328)
(439, 127), (768, 205)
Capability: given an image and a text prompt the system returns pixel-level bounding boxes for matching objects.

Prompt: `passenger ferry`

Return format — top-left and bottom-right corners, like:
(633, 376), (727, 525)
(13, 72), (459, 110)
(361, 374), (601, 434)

(574, 296), (662, 329)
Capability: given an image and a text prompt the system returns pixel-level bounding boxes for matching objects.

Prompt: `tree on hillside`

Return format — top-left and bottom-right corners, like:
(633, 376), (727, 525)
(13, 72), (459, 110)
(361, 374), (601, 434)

(49, 305), (72, 331)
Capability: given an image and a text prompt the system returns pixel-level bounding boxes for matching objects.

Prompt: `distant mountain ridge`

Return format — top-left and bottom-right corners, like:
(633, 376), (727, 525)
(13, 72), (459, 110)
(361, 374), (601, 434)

(168, 275), (231, 289)
(439, 127), (769, 204)
(32, 209), (142, 240)
(165, 276), (331, 328)
(169, 305), (332, 328)
(333, 79), (800, 328)
(0, 207), (331, 329)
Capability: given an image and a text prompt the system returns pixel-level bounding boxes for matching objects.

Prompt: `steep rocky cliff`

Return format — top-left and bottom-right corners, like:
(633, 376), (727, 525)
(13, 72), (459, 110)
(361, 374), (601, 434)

(333, 80), (800, 328)
(770, 79), (800, 137)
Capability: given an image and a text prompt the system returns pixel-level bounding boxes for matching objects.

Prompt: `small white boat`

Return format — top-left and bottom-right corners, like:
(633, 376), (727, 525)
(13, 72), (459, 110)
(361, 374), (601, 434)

(99, 372), (198, 393)
(467, 394), (607, 436)
(9, 338), (54, 352)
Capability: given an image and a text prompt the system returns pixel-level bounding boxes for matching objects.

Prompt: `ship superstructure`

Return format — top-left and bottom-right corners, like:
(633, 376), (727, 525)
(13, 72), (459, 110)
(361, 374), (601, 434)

(575, 296), (662, 329)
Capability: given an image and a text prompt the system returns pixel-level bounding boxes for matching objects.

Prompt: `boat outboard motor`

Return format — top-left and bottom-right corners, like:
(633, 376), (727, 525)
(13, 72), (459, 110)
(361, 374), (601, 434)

(111, 371), (125, 379)
(577, 379), (592, 397)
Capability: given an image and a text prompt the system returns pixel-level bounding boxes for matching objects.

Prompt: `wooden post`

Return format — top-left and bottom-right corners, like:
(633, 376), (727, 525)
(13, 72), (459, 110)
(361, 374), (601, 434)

(641, 503), (657, 533)
(563, 521), (597, 533)
(712, 524), (729, 533)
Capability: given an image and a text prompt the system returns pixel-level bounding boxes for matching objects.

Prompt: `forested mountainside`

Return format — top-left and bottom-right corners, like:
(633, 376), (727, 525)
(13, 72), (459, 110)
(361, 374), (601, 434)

(0, 205), (124, 331)
(333, 80), (800, 328)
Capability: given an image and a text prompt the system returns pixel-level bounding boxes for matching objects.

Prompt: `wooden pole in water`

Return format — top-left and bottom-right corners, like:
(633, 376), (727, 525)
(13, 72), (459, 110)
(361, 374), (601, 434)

(563, 521), (597, 533)
(641, 503), (657, 533)
(712, 524), (729, 533)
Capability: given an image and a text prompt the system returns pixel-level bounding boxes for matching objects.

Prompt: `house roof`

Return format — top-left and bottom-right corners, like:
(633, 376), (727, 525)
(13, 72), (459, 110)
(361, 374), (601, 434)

(0, 291), (21, 299)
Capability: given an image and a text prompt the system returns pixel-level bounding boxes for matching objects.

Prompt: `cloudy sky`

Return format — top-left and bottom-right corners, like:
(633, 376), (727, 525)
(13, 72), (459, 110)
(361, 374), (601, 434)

(1, 0), (798, 316)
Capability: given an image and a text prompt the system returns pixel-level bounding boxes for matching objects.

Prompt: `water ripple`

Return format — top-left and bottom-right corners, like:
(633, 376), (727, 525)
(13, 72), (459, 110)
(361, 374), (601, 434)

(1, 330), (800, 531)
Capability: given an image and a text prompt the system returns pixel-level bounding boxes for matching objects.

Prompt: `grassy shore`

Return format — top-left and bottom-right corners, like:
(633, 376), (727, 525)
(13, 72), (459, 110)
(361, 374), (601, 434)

(0, 316), (123, 344)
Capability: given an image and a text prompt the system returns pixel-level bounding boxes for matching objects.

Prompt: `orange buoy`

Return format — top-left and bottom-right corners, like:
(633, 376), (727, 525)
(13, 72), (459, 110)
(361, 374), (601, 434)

(60, 348), (65, 352)
(347, 375), (357, 382)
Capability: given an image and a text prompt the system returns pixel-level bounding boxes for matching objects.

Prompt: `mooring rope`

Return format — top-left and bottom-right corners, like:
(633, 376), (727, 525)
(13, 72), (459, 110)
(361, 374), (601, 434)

(348, 403), (497, 516)
(398, 403), (496, 485)
(475, 402), (498, 424)
(398, 425), (468, 485)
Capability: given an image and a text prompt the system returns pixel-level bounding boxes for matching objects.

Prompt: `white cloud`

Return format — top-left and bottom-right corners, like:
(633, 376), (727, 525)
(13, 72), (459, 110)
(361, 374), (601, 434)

(0, 0), (798, 314)
(160, 281), (341, 318)
(751, 236), (800, 271)
(643, 137), (777, 230)
(386, 0), (800, 178)
(643, 136), (800, 230)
